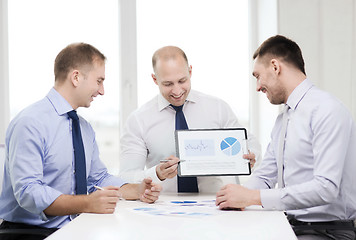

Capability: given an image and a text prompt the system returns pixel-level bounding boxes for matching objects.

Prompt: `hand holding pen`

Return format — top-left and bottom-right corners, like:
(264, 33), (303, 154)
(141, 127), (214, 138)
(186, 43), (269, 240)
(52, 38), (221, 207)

(95, 185), (124, 200)
(87, 185), (121, 214)
(156, 155), (180, 181)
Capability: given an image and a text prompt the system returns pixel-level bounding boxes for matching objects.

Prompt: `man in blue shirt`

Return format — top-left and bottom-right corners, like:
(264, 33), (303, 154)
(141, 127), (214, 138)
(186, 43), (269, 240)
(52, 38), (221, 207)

(0, 43), (162, 239)
(216, 35), (356, 239)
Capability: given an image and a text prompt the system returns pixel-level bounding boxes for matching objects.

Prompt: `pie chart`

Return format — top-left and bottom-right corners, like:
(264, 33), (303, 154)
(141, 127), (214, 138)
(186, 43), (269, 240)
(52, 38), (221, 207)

(220, 137), (241, 156)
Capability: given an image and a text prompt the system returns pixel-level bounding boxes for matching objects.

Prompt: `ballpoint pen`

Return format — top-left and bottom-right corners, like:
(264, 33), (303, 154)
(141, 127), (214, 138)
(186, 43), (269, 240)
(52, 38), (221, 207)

(160, 159), (186, 163)
(94, 185), (124, 200)
(94, 185), (104, 191)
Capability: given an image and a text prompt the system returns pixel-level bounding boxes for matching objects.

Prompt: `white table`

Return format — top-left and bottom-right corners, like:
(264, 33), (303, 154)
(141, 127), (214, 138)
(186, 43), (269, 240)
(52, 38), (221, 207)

(46, 193), (297, 240)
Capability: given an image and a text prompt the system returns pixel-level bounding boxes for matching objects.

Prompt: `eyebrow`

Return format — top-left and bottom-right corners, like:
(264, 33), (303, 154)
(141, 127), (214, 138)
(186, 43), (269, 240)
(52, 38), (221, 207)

(161, 80), (172, 84)
(162, 76), (187, 84)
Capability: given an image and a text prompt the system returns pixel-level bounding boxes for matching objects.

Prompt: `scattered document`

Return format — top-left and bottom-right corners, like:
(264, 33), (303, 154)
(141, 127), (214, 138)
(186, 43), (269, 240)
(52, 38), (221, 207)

(130, 199), (222, 218)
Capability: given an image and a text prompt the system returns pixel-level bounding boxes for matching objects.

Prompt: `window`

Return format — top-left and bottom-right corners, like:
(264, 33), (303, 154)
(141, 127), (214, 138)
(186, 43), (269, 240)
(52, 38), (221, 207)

(8, 0), (120, 173)
(136, 0), (250, 125)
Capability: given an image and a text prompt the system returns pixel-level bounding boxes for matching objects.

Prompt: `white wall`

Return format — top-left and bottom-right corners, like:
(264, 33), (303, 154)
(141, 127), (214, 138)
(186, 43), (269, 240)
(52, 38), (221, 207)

(277, 0), (356, 119)
(0, 0), (9, 143)
(118, 0), (137, 132)
(1, 0), (356, 144)
(249, 0), (279, 155)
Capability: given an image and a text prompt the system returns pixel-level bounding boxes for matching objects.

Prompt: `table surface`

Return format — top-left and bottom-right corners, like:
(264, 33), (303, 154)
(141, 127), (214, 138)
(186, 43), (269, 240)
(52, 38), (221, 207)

(46, 193), (297, 240)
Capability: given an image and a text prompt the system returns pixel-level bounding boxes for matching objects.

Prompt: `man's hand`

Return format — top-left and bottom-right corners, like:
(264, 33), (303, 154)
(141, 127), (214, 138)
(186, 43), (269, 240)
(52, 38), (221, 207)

(156, 155), (180, 181)
(86, 186), (121, 214)
(243, 151), (256, 168)
(44, 186), (121, 216)
(215, 184), (261, 210)
(139, 178), (162, 203)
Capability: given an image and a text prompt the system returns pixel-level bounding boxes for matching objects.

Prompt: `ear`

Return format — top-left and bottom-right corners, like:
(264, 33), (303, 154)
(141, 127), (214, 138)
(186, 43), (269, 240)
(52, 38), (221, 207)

(189, 65), (192, 77)
(270, 59), (281, 75)
(152, 73), (158, 85)
(71, 70), (80, 87)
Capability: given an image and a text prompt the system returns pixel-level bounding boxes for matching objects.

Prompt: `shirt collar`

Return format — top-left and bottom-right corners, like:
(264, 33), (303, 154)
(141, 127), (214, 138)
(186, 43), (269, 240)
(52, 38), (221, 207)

(46, 87), (74, 116)
(286, 78), (314, 110)
(157, 89), (198, 111)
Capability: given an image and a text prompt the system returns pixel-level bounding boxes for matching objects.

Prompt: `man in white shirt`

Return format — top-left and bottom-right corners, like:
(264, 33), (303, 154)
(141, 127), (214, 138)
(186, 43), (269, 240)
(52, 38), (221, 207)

(119, 46), (261, 193)
(215, 35), (356, 239)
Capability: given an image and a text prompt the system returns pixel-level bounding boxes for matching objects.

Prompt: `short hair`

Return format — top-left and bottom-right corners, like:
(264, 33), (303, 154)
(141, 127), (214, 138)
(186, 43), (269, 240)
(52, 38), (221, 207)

(253, 35), (306, 75)
(152, 46), (189, 72)
(54, 43), (106, 82)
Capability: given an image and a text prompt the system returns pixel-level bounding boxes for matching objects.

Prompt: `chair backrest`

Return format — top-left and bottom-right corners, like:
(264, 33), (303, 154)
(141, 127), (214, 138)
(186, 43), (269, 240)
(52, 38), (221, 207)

(0, 144), (5, 193)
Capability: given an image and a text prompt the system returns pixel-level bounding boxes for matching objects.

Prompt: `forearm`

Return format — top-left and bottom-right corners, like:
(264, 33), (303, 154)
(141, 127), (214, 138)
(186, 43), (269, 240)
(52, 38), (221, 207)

(261, 176), (338, 211)
(119, 152), (152, 183)
(250, 189), (262, 206)
(119, 114), (150, 183)
(119, 184), (140, 200)
(44, 194), (89, 216)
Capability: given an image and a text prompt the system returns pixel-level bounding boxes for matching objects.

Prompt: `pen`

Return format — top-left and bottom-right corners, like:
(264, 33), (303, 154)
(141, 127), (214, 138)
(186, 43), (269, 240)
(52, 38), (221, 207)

(171, 201), (197, 204)
(94, 185), (104, 191)
(160, 159), (186, 163)
(95, 185), (125, 200)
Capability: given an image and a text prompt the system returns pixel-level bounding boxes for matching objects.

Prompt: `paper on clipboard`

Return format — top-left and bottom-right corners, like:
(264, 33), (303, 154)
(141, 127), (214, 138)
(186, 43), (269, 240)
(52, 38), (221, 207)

(175, 128), (251, 176)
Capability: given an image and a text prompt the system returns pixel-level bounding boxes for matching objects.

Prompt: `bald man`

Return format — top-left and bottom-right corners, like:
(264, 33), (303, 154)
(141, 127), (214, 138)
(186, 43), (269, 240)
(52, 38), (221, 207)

(119, 46), (261, 193)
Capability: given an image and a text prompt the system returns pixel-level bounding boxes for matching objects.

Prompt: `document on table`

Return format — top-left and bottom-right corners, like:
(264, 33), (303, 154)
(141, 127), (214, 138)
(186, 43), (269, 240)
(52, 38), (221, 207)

(175, 128), (251, 176)
(130, 199), (222, 218)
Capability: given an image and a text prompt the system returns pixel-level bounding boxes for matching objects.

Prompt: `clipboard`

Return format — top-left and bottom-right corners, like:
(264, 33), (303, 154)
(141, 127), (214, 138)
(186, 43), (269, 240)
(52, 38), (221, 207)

(175, 128), (251, 177)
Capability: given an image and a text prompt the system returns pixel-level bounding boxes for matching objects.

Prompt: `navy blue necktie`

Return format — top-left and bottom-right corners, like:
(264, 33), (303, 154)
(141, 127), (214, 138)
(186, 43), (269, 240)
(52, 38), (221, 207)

(171, 104), (199, 193)
(67, 110), (87, 195)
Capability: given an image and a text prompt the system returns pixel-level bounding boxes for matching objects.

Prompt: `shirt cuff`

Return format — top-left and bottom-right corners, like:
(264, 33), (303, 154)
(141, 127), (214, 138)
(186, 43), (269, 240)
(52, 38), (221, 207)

(260, 188), (283, 210)
(146, 165), (162, 183)
(38, 187), (63, 221)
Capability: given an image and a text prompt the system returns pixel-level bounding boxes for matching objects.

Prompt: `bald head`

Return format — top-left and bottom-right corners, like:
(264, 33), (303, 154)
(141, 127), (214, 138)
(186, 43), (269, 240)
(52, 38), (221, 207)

(152, 46), (189, 73)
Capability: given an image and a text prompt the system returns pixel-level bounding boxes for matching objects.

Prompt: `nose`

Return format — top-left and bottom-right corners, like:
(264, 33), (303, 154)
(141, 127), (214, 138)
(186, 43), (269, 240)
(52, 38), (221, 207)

(171, 84), (182, 95)
(256, 80), (262, 92)
(98, 84), (104, 96)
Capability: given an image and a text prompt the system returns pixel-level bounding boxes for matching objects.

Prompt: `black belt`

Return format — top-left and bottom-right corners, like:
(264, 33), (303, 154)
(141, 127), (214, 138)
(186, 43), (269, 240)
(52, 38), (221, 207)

(287, 216), (355, 231)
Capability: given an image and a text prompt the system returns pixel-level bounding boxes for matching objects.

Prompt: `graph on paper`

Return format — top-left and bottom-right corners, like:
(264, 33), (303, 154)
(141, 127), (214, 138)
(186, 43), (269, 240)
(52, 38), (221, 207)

(175, 128), (250, 176)
(220, 137), (241, 156)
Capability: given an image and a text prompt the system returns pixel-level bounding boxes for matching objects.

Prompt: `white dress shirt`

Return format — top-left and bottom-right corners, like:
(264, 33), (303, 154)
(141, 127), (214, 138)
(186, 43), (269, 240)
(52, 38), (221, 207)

(244, 79), (356, 222)
(119, 90), (261, 193)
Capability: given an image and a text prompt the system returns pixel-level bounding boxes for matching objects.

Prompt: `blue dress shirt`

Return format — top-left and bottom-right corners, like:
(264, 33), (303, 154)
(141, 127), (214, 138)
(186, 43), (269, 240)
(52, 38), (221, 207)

(245, 79), (356, 222)
(0, 88), (126, 228)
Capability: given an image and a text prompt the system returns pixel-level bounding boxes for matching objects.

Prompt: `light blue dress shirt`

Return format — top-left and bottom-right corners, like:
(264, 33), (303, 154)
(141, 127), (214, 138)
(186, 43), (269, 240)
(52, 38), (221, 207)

(245, 79), (356, 222)
(0, 88), (126, 228)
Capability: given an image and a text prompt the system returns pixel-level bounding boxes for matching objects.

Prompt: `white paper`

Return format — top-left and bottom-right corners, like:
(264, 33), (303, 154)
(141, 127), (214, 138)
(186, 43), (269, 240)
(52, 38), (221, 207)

(176, 128), (250, 176)
(130, 199), (222, 218)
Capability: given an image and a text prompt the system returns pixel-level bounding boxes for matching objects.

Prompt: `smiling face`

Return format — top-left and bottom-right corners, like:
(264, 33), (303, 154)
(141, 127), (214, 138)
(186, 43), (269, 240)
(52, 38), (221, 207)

(152, 56), (192, 106)
(252, 57), (287, 105)
(75, 60), (105, 108)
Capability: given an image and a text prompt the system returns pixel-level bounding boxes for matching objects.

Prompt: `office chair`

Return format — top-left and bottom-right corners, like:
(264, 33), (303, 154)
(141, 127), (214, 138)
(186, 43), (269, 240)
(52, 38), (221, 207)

(0, 144), (53, 239)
